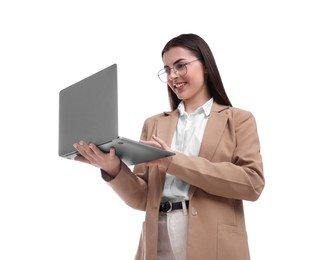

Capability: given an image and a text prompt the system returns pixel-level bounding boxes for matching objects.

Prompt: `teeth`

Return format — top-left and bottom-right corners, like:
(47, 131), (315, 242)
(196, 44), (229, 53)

(175, 83), (184, 88)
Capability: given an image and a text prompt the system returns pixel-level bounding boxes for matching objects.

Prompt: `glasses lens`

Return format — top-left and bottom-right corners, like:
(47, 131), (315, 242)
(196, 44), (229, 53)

(158, 69), (168, 83)
(157, 63), (187, 83)
(174, 63), (187, 75)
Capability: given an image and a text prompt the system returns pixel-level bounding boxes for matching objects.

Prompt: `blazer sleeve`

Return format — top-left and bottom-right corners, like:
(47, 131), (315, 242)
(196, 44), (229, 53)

(167, 109), (265, 201)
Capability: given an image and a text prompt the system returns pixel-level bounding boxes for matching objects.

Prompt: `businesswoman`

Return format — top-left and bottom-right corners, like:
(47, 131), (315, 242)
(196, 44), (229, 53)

(74, 33), (265, 260)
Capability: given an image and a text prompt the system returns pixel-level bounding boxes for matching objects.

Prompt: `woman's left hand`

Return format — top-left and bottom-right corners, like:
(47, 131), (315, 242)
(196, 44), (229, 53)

(140, 135), (174, 170)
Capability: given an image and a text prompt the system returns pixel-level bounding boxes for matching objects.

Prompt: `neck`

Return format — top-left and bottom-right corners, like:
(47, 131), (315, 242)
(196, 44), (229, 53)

(184, 97), (211, 114)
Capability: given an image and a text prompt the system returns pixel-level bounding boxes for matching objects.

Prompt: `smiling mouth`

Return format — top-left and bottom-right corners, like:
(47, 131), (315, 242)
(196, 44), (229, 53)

(174, 82), (186, 88)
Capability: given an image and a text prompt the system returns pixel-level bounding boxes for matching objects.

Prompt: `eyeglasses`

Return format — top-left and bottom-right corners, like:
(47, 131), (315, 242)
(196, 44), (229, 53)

(157, 59), (200, 83)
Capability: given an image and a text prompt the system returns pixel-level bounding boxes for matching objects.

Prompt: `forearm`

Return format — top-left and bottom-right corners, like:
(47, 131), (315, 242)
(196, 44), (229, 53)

(168, 152), (264, 201)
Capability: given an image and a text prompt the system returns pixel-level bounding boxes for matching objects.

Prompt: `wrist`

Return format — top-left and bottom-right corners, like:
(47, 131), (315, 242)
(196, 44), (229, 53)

(100, 163), (121, 180)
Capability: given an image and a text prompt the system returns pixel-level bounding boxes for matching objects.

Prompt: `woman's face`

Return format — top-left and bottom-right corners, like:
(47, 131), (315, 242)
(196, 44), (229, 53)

(162, 46), (210, 108)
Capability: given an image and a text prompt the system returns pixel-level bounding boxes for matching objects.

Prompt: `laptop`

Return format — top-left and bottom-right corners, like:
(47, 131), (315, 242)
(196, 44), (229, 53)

(58, 63), (175, 165)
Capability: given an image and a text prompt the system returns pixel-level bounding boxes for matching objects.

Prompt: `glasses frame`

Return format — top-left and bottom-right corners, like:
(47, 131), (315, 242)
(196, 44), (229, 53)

(157, 58), (200, 83)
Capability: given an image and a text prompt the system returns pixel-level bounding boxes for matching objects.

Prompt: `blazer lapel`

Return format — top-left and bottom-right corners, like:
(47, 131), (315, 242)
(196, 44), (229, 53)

(154, 104), (229, 198)
(199, 102), (229, 161)
(189, 103), (229, 198)
(154, 109), (179, 183)
(155, 109), (179, 147)
(155, 103), (229, 160)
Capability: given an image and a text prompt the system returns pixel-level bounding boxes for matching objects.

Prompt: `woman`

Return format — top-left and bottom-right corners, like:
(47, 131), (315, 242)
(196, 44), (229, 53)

(74, 33), (265, 260)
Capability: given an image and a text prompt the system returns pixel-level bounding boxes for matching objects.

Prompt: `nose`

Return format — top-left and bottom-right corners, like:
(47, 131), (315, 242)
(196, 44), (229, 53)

(168, 68), (178, 81)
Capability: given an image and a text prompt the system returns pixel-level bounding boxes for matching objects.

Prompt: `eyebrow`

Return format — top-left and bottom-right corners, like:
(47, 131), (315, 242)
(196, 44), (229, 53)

(163, 58), (186, 68)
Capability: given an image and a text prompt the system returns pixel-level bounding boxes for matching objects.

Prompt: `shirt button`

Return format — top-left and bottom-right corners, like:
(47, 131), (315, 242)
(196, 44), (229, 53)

(191, 207), (198, 216)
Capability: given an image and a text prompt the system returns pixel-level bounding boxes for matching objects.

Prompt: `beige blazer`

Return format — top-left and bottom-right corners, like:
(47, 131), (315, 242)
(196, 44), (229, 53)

(104, 102), (264, 260)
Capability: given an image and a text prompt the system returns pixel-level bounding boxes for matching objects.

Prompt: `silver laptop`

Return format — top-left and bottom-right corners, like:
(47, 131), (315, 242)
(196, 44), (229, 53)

(58, 64), (175, 165)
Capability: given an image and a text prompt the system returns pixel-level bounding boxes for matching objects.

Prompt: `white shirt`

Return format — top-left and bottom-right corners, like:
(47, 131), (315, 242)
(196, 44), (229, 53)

(161, 98), (213, 202)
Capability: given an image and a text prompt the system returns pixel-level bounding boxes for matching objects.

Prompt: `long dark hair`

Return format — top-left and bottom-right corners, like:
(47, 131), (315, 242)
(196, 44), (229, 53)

(161, 34), (232, 110)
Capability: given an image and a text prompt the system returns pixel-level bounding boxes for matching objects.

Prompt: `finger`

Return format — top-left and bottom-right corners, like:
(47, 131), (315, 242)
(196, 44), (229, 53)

(73, 143), (85, 156)
(75, 141), (95, 161)
(151, 135), (170, 150)
(140, 139), (161, 149)
(74, 155), (90, 164)
(88, 143), (105, 157)
(109, 147), (116, 160)
(75, 141), (90, 158)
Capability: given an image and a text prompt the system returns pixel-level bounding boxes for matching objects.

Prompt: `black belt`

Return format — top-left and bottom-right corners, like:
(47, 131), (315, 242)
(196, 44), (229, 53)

(159, 200), (189, 213)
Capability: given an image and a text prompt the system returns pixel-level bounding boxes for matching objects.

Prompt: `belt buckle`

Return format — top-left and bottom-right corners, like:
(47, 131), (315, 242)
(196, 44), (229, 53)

(160, 201), (172, 213)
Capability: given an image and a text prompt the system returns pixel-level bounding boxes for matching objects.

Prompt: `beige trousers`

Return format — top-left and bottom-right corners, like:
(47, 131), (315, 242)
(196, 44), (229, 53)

(157, 208), (189, 260)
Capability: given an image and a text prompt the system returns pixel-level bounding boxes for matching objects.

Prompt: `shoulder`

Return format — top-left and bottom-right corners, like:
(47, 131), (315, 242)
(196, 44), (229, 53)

(213, 102), (257, 126)
(228, 107), (254, 120)
(143, 109), (178, 125)
(145, 111), (170, 121)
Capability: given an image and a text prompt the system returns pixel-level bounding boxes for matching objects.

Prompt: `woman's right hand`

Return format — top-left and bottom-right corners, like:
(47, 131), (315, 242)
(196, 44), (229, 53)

(140, 135), (173, 171)
(73, 141), (121, 178)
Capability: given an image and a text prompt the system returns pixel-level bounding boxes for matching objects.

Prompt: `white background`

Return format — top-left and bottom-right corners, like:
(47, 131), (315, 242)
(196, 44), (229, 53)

(1, 0), (319, 259)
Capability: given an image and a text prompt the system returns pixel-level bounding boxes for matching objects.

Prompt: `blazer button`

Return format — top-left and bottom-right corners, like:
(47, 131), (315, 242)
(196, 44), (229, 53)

(191, 207), (198, 216)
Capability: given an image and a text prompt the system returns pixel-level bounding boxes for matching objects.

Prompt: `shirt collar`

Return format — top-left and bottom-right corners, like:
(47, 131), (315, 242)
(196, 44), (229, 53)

(178, 98), (213, 117)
